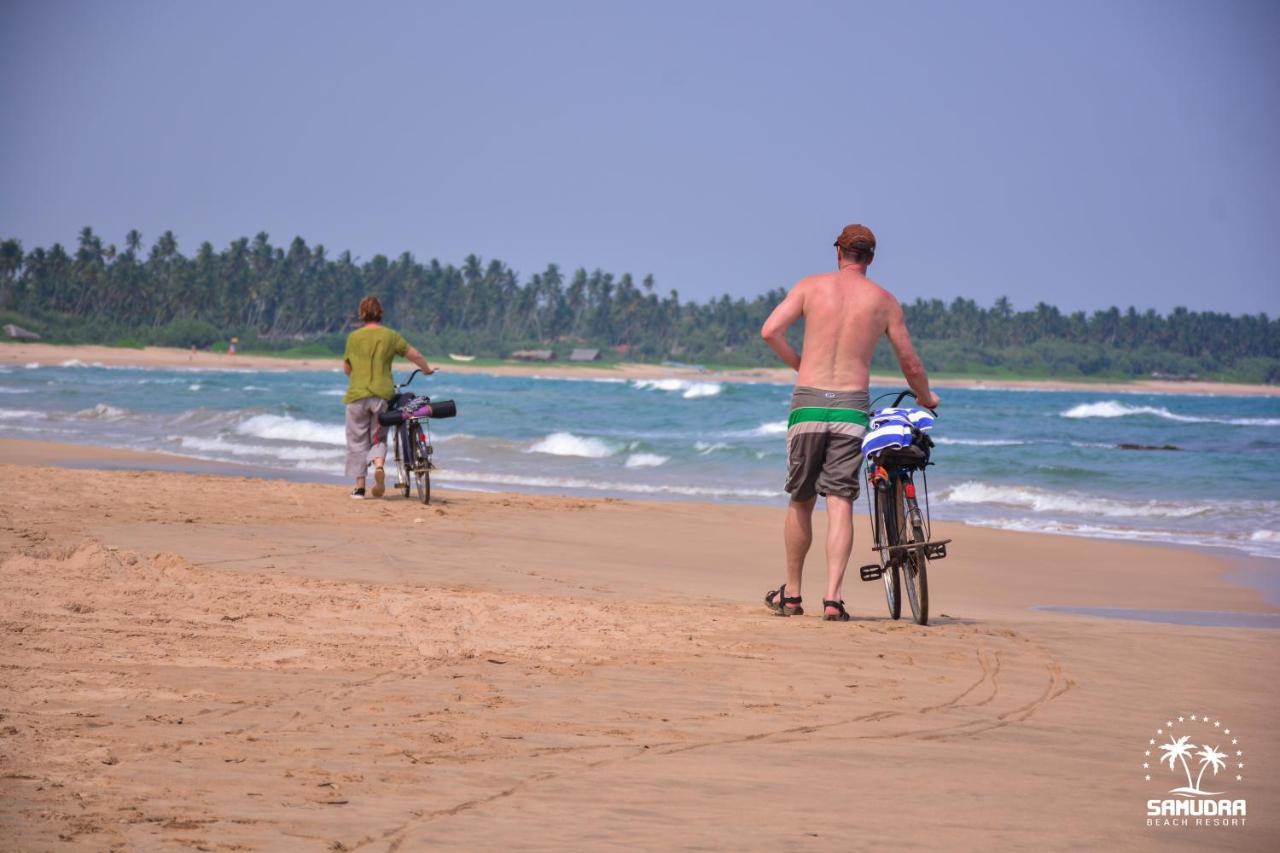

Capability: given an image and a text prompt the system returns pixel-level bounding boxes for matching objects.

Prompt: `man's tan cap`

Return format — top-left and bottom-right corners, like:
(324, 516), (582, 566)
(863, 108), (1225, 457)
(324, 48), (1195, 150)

(834, 224), (876, 252)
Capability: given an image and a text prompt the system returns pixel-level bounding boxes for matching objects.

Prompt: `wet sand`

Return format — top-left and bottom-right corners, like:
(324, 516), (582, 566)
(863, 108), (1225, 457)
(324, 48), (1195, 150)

(1, 439), (1277, 850)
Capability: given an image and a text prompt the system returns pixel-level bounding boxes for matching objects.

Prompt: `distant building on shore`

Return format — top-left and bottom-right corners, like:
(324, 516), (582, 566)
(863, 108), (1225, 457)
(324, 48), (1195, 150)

(3, 324), (40, 341)
(569, 348), (601, 362)
(511, 349), (555, 362)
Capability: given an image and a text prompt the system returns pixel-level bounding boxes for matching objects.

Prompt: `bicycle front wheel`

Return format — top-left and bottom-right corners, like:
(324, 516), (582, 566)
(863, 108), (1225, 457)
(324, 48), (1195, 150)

(876, 483), (902, 620)
(415, 469), (431, 505)
(408, 421), (431, 505)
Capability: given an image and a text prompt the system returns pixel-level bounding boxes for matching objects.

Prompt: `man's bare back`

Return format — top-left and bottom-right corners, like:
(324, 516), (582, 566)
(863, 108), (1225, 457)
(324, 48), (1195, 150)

(791, 268), (894, 390)
(761, 262), (937, 406)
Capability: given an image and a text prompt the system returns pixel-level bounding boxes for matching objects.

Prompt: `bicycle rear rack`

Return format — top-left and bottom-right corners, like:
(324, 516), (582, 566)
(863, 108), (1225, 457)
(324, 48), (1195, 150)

(870, 538), (951, 557)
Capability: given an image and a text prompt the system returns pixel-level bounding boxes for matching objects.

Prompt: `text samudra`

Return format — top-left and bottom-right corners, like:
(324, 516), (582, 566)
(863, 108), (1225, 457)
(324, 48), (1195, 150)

(1147, 799), (1246, 817)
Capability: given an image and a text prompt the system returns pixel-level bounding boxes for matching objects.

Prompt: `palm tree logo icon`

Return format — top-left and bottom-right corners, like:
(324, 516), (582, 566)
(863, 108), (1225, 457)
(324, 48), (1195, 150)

(1156, 732), (1229, 797)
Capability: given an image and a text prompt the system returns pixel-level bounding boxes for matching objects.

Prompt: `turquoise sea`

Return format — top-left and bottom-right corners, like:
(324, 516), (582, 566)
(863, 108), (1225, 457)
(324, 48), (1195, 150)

(2, 359), (1278, 561)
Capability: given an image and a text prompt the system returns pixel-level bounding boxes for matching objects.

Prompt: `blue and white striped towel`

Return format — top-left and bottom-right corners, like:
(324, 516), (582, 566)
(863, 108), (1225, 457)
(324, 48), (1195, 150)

(863, 406), (935, 461)
(872, 407), (936, 431)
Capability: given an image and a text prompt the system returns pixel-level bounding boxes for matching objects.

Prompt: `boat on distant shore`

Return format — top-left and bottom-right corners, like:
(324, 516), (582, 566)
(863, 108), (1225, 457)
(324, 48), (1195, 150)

(449, 354), (476, 362)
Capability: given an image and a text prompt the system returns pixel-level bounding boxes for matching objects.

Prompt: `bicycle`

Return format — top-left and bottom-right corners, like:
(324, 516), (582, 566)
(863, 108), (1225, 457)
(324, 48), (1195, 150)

(379, 370), (457, 505)
(858, 390), (950, 625)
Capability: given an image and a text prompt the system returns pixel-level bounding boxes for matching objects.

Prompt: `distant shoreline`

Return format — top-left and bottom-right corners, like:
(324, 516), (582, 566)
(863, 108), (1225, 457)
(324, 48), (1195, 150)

(3, 341), (1278, 397)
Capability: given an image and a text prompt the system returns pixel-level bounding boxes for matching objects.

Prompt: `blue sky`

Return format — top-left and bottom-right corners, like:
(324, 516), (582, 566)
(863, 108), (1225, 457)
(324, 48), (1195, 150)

(1, 0), (1276, 313)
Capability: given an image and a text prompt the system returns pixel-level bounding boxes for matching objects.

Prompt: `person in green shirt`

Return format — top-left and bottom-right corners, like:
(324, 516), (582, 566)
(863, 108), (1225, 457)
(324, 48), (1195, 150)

(342, 296), (435, 499)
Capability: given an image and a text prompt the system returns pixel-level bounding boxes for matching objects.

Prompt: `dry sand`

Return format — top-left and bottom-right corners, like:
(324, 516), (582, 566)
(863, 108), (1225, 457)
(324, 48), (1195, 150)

(0, 438), (1277, 850)
(4, 341), (1277, 397)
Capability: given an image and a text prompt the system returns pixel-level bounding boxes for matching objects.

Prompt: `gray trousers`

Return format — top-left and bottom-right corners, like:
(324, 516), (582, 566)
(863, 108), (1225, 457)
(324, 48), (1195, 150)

(345, 396), (388, 478)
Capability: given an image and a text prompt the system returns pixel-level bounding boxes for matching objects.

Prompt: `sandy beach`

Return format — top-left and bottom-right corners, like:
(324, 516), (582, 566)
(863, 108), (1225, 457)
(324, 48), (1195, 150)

(4, 341), (1277, 397)
(0, 438), (1276, 850)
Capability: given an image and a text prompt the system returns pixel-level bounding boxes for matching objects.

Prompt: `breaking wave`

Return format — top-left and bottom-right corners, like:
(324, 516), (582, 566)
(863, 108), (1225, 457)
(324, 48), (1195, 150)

(74, 403), (129, 421)
(633, 378), (723, 399)
(235, 414), (346, 446)
(526, 432), (616, 458)
(624, 452), (669, 468)
(1061, 400), (1280, 426)
(176, 435), (343, 462)
(940, 481), (1217, 519)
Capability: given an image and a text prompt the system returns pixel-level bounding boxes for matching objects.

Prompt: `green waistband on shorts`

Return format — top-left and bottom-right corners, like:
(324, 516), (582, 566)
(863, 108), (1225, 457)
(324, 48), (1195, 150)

(787, 407), (870, 428)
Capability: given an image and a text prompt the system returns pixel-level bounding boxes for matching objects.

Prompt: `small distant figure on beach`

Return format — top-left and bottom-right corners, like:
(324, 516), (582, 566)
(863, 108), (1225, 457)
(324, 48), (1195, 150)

(342, 295), (435, 500)
(189, 345), (196, 361)
(228, 337), (238, 356)
(760, 224), (939, 622)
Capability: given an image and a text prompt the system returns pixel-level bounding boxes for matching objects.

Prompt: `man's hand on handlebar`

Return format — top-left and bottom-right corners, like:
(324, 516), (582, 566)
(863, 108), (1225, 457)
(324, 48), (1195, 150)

(918, 391), (940, 411)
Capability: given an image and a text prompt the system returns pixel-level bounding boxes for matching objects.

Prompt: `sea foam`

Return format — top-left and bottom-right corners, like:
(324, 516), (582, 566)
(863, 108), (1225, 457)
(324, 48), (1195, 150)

(933, 437), (1027, 447)
(633, 378), (723, 399)
(178, 435), (343, 461)
(526, 432), (616, 458)
(941, 481), (1216, 519)
(752, 420), (787, 436)
(235, 414), (346, 446)
(624, 452), (669, 468)
(434, 469), (777, 500)
(74, 403), (129, 420)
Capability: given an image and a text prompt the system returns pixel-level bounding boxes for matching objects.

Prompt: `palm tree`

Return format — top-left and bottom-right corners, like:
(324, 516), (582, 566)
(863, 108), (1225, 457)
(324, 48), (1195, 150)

(1159, 735), (1197, 791)
(1193, 745), (1227, 794)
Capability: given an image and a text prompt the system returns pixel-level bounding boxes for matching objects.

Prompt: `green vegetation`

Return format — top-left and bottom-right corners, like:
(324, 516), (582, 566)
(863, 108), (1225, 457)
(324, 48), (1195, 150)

(1, 228), (1277, 383)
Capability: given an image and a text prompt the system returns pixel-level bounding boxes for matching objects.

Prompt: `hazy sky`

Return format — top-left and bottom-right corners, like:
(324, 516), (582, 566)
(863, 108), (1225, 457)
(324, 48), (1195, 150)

(2, 0), (1277, 314)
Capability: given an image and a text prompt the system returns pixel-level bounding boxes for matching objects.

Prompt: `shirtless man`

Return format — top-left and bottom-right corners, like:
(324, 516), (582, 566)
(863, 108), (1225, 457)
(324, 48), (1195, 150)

(760, 224), (938, 621)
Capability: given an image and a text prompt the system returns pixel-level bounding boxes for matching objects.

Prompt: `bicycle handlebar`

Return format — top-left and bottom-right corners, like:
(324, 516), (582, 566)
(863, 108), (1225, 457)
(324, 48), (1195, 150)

(400, 369), (422, 389)
(881, 389), (938, 417)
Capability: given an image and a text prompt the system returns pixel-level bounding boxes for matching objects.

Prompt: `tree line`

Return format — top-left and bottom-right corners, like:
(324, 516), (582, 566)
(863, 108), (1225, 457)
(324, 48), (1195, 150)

(1, 227), (1276, 382)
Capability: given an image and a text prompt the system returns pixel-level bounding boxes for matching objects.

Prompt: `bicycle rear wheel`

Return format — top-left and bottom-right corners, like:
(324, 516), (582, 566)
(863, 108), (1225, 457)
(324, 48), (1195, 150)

(415, 468), (431, 505)
(876, 482), (902, 620)
(901, 489), (930, 625)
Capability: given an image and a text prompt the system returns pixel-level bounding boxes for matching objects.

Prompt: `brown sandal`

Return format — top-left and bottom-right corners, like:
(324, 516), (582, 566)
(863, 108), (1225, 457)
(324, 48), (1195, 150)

(765, 584), (804, 617)
(822, 600), (851, 622)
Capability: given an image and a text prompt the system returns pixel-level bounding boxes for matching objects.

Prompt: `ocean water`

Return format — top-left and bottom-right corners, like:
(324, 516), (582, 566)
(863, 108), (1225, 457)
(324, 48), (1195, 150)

(2, 359), (1278, 561)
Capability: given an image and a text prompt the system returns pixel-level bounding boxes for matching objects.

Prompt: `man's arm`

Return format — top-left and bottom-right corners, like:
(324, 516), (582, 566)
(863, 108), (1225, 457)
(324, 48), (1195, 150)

(885, 299), (939, 408)
(404, 345), (436, 375)
(760, 285), (804, 372)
